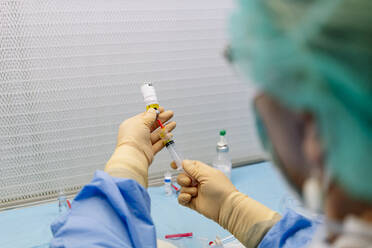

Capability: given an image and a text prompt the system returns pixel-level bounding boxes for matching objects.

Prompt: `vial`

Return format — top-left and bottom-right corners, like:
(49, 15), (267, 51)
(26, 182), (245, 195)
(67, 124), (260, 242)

(141, 82), (160, 110)
(164, 171), (173, 196)
(58, 191), (69, 214)
(212, 130), (232, 179)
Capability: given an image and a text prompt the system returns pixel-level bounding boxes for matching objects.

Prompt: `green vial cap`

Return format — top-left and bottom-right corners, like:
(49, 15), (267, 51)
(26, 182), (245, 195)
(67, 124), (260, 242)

(220, 129), (226, 136)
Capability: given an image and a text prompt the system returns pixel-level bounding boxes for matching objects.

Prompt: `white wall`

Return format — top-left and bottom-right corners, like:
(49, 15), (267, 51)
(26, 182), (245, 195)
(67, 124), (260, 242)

(0, 0), (263, 209)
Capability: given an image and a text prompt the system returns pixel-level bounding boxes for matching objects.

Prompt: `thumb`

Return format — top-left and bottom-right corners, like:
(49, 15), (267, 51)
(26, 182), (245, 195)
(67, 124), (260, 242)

(142, 108), (157, 128)
(182, 160), (210, 181)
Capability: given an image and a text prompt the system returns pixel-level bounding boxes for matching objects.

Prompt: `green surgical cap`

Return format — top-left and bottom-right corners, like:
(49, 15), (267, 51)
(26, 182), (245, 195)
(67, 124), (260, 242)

(229, 0), (372, 201)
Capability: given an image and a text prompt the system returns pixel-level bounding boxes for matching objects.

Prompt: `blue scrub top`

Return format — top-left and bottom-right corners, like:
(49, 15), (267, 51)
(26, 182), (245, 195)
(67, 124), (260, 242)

(50, 171), (319, 248)
(259, 209), (320, 248)
(50, 171), (156, 248)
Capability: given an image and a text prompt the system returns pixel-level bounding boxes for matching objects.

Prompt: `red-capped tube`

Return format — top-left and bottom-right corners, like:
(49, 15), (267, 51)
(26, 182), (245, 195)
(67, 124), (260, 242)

(165, 232), (193, 239)
(171, 184), (179, 191)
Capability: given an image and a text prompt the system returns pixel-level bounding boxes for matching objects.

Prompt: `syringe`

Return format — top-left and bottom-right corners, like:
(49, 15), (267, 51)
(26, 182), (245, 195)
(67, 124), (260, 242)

(141, 83), (196, 184)
(141, 82), (183, 170)
(209, 235), (237, 247)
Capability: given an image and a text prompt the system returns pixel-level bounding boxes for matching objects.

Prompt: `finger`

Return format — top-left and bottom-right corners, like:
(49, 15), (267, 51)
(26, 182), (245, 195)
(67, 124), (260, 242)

(142, 108), (158, 128)
(182, 160), (211, 181)
(150, 121), (176, 144)
(178, 193), (192, 206)
(150, 109), (174, 132)
(177, 173), (192, 187)
(141, 107), (164, 131)
(152, 139), (166, 155)
(180, 187), (198, 197)
(151, 110), (173, 131)
(152, 131), (174, 155)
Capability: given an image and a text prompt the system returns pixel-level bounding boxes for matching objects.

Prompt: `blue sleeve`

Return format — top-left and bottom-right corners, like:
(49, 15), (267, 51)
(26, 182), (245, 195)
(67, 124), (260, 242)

(258, 209), (321, 248)
(50, 171), (156, 248)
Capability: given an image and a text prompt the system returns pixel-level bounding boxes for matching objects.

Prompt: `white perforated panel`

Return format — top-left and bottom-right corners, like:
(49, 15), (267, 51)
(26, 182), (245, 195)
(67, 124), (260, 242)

(0, 0), (263, 209)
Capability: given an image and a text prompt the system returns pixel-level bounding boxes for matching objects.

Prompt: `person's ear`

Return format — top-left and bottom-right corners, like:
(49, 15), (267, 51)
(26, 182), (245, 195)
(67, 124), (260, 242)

(302, 113), (324, 171)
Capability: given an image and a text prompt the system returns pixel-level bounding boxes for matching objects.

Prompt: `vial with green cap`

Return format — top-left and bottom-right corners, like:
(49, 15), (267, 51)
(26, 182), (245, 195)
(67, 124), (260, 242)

(212, 129), (232, 179)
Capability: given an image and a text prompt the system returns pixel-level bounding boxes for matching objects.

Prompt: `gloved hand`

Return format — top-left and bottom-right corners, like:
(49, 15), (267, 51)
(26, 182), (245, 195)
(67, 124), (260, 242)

(173, 160), (281, 247)
(105, 107), (175, 188)
(172, 160), (238, 222)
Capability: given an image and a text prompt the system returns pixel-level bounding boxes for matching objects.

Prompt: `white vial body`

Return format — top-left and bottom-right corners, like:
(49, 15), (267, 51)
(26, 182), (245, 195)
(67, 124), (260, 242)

(164, 171), (173, 196)
(213, 131), (232, 179)
(212, 151), (232, 179)
(141, 82), (159, 107)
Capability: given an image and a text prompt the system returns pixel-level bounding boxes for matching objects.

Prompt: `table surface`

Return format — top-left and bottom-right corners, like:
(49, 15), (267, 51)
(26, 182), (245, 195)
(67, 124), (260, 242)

(0, 162), (292, 248)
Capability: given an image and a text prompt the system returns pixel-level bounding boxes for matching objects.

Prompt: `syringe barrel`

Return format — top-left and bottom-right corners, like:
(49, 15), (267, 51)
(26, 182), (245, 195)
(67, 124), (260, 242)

(166, 141), (197, 185)
(166, 142), (183, 171)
